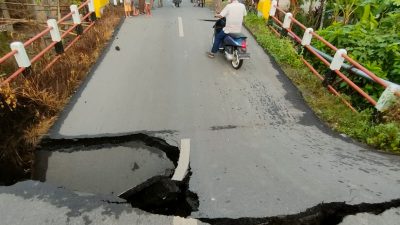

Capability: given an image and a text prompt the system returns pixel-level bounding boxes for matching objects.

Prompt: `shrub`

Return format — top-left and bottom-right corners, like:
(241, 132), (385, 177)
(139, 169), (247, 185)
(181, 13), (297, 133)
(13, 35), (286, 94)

(244, 13), (400, 152)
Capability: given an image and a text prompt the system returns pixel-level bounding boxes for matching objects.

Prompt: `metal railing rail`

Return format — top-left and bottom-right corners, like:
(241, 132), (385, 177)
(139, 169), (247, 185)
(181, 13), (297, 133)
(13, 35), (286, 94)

(267, 0), (400, 111)
(0, 0), (97, 87)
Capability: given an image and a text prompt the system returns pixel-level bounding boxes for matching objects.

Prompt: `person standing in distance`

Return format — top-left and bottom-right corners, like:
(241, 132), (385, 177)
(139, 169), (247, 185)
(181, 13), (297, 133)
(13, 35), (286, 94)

(208, 0), (247, 58)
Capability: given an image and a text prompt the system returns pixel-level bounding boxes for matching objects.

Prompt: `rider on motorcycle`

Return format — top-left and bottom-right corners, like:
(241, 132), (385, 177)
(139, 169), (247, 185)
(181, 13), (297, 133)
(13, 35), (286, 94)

(208, 0), (247, 58)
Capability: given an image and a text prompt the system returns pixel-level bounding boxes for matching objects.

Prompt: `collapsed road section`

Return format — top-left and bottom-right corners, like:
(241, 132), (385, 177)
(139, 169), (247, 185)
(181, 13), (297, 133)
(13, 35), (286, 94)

(33, 133), (199, 217)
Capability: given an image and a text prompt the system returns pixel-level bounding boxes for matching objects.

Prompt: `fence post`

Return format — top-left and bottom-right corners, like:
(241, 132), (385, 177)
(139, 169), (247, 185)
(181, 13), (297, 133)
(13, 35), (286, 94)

(10, 42), (32, 76)
(281, 12), (292, 37)
(70, 5), (83, 35)
(301, 28), (313, 46)
(323, 49), (347, 87)
(47, 19), (64, 54)
(268, 0), (277, 26)
(330, 49), (347, 70)
(88, 0), (96, 21)
(269, 0), (277, 17)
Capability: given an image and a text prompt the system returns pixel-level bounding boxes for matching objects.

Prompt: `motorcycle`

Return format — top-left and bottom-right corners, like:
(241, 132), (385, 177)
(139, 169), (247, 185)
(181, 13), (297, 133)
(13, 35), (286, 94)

(212, 17), (250, 69)
(173, 0), (181, 7)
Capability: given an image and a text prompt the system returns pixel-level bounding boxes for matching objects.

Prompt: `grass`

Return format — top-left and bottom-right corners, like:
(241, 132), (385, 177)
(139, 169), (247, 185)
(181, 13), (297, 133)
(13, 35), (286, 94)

(244, 13), (400, 153)
(0, 6), (122, 185)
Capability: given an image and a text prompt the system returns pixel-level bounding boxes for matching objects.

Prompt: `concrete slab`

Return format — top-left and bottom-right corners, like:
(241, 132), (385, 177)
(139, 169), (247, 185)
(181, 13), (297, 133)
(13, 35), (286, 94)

(340, 207), (400, 225)
(0, 181), (208, 225)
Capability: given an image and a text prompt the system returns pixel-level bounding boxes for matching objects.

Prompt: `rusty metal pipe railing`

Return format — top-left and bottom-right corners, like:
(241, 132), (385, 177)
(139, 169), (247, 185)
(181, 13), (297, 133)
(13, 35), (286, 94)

(24, 27), (52, 48)
(30, 42), (58, 64)
(311, 31), (338, 52)
(267, 3), (399, 110)
(43, 21), (95, 72)
(301, 58), (357, 112)
(0, 50), (17, 64)
(290, 16), (307, 31)
(0, 0), (94, 87)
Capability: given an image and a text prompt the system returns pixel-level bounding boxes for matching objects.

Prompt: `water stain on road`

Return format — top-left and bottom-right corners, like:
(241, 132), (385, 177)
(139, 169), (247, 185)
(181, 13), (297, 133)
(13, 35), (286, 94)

(33, 142), (175, 195)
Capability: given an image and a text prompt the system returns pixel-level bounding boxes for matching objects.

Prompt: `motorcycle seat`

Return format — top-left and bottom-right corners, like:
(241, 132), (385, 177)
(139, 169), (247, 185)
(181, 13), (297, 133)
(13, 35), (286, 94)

(228, 33), (247, 39)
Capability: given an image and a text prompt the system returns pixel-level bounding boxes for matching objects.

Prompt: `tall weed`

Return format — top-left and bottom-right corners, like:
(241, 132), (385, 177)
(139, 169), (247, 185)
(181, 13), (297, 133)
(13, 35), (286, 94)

(0, 6), (122, 184)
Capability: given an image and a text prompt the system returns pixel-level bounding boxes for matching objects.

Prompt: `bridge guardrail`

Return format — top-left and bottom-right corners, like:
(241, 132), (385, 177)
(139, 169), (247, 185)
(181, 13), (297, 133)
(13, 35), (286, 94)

(268, 0), (400, 112)
(0, 0), (96, 87)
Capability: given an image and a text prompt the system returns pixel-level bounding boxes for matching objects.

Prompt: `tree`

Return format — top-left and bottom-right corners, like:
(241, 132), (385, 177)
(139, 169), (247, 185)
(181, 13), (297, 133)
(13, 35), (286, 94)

(0, 0), (13, 31)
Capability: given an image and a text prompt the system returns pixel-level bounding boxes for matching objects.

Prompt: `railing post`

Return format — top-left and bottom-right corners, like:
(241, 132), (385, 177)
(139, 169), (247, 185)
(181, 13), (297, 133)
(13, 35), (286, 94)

(10, 42), (32, 76)
(47, 19), (64, 54)
(88, 0), (96, 21)
(330, 49), (347, 70)
(70, 5), (83, 35)
(323, 49), (347, 87)
(281, 12), (292, 37)
(301, 28), (313, 46)
(268, 0), (277, 26)
(269, 0), (277, 16)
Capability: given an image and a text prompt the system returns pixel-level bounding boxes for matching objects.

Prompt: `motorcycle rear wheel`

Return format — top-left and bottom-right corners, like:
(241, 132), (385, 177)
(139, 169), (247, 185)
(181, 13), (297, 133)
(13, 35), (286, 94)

(231, 50), (243, 69)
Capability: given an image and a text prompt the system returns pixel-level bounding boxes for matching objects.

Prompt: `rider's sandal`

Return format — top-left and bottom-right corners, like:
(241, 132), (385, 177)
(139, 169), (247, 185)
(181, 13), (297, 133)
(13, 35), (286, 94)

(208, 52), (215, 58)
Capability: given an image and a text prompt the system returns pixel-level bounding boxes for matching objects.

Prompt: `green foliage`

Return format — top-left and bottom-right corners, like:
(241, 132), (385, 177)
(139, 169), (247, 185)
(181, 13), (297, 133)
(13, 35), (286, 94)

(245, 14), (303, 68)
(310, 1), (400, 108)
(367, 123), (400, 151)
(0, 32), (14, 78)
(0, 32), (11, 56)
(315, 21), (399, 83)
(244, 13), (400, 152)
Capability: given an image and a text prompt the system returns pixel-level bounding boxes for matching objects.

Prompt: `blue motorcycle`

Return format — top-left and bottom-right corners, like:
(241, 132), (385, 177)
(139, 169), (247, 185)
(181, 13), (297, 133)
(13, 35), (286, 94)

(212, 17), (250, 69)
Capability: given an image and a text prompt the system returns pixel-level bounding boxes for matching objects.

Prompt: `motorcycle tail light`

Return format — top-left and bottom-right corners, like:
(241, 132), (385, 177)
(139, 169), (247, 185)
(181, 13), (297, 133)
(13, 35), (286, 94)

(241, 40), (247, 49)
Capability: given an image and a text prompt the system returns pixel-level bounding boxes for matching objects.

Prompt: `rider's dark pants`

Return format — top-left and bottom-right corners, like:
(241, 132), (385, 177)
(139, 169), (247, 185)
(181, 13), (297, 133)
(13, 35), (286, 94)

(211, 30), (227, 54)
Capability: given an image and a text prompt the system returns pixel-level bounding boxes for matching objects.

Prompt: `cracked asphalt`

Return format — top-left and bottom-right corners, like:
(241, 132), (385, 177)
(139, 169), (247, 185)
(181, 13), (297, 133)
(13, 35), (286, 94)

(1, 1), (400, 224)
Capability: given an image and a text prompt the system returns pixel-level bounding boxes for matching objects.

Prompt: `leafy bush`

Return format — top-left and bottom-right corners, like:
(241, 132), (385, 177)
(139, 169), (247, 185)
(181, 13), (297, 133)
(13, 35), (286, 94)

(314, 19), (400, 83)
(244, 13), (400, 152)
(367, 123), (400, 152)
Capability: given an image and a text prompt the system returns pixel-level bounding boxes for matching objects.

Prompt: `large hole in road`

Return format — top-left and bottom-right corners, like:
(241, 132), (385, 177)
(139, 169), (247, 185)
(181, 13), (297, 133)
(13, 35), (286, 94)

(32, 133), (199, 217)
(32, 133), (400, 223)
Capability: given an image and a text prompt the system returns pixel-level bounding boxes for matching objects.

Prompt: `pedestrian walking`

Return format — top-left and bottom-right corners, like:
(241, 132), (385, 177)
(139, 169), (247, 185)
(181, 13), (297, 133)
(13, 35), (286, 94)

(144, 0), (152, 16)
(124, 0), (133, 17)
(131, 0), (140, 15)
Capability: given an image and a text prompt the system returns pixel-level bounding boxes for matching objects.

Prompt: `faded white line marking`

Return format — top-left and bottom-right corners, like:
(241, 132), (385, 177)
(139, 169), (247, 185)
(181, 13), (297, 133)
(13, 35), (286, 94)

(172, 139), (190, 181)
(173, 216), (198, 225)
(178, 17), (184, 37)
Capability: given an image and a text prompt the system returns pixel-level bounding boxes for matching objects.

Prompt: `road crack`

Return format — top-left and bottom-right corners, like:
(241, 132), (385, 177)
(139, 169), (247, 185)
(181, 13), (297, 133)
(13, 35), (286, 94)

(200, 199), (400, 225)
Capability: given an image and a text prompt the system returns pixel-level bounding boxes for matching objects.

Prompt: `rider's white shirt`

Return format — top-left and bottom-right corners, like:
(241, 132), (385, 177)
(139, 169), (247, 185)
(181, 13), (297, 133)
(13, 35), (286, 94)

(220, 0), (247, 34)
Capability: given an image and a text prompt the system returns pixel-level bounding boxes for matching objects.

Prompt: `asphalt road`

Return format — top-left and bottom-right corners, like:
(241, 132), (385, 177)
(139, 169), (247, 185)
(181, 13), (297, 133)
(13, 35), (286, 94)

(10, 0), (400, 221)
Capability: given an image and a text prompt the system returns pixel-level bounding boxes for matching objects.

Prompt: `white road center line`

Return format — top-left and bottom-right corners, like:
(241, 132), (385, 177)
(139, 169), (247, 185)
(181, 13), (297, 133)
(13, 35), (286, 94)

(178, 17), (184, 37)
(172, 139), (190, 181)
(173, 216), (198, 225)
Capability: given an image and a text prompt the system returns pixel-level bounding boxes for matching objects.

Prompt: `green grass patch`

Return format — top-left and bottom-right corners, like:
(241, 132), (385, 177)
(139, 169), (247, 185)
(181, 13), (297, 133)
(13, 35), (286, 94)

(244, 13), (400, 153)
